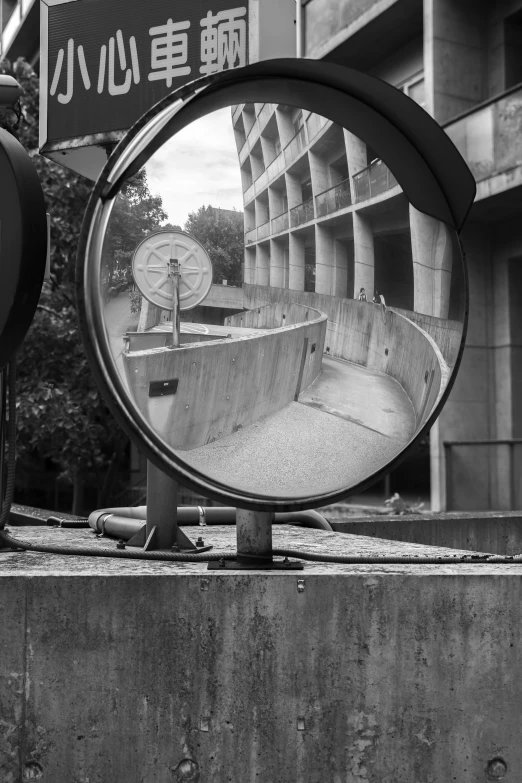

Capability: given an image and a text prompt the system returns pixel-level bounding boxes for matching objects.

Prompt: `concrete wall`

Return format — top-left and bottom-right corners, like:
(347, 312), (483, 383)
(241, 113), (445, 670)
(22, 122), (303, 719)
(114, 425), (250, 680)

(225, 301), (321, 329)
(331, 510), (522, 555)
(3, 563), (522, 782)
(243, 284), (450, 430)
(123, 304), (327, 450)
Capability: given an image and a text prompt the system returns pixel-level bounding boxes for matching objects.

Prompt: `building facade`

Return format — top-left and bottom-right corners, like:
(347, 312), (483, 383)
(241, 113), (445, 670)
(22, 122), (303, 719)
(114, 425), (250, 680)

(229, 0), (522, 512)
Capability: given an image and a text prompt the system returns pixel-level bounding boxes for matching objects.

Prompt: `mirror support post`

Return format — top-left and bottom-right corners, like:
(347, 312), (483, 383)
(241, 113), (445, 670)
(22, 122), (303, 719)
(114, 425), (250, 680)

(168, 258), (180, 348)
(236, 509), (274, 563)
(145, 460), (198, 551)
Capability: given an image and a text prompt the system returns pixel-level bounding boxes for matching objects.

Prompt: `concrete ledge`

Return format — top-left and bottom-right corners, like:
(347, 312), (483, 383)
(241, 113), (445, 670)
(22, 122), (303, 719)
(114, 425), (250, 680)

(331, 510), (522, 555)
(1, 525), (521, 781)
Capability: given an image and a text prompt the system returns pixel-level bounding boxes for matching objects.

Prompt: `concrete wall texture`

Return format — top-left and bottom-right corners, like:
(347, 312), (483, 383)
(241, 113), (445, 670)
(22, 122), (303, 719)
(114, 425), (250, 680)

(243, 284), (450, 431)
(123, 304), (326, 450)
(2, 567), (522, 782)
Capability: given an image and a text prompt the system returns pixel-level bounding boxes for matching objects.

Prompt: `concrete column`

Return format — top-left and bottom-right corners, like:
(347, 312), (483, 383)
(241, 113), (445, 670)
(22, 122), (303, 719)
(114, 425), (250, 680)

(268, 186), (284, 221)
(270, 239), (285, 288)
(344, 129), (368, 203)
(410, 205), (452, 318)
(255, 198), (269, 227)
(353, 211), (375, 297)
(333, 239), (349, 298)
(309, 150), (329, 196)
(426, 0), (484, 124)
(315, 223), (334, 295)
(256, 243), (270, 286)
(430, 222), (491, 511)
(286, 172), (302, 210)
(244, 247), (256, 284)
(275, 107), (294, 148)
(260, 135), (276, 168)
(289, 232), (305, 291)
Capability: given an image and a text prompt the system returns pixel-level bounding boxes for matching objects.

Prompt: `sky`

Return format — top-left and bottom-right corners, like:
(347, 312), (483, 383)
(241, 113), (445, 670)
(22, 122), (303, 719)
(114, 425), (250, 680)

(145, 107), (244, 228)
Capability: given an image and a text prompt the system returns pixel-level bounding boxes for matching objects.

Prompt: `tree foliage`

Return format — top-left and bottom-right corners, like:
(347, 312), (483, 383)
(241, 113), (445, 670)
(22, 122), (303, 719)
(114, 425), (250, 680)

(0, 58), (165, 512)
(184, 205), (244, 286)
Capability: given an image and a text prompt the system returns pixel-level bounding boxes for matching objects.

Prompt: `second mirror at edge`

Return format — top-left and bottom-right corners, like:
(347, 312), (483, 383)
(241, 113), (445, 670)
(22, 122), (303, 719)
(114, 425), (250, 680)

(100, 102), (465, 500)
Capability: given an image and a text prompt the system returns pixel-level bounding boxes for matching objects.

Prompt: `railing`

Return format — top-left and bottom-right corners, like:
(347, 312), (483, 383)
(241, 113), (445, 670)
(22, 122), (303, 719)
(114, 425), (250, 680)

(257, 221), (271, 240)
(245, 227), (257, 244)
(271, 211), (289, 234)
(352, 159), (398, 202)
(444, 440), (522, 511)
(315, 177), (351, 217)
(284, 125), (307, 164)
(244, 182), (255, 204)
(258, 103), (274, 130)
(290, 197), (314, 227)
(445, 85), (522, 182)
(266, 151), (285, 182)
(305, 112), (329, 143)
(253, 169), (268, 191)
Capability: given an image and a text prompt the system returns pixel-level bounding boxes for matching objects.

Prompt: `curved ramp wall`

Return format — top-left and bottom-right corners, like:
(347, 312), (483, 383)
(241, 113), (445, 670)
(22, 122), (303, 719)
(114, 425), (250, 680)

(123, 303), (327, 451)
(242, 285), (449, 430)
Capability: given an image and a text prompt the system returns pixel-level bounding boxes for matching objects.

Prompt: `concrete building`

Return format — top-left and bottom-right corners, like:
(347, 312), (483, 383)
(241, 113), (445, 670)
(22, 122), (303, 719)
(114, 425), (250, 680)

(228, 0), (522, 512)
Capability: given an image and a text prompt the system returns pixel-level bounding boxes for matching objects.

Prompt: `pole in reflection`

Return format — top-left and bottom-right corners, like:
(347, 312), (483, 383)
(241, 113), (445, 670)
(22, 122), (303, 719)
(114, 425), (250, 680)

(168, 257), (180, 348)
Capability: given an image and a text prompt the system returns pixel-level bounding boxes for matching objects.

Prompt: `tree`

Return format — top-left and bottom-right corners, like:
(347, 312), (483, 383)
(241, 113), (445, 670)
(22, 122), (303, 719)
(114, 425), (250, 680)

(184, 205), (244, 286)
(0, 58), (167, 513)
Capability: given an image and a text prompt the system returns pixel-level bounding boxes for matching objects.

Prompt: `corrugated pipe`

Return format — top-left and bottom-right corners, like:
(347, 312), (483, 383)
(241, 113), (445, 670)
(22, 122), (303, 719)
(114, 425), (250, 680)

(87, 506), (332, 539)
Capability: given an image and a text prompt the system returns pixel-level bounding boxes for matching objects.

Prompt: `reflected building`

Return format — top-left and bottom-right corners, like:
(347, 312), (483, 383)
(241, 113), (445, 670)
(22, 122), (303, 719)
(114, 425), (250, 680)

(233, 101), (462, 320)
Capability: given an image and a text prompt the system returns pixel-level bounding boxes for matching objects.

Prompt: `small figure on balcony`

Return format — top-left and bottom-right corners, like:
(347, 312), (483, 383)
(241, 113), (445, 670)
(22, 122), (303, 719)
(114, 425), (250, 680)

(358, 287), (367, 302)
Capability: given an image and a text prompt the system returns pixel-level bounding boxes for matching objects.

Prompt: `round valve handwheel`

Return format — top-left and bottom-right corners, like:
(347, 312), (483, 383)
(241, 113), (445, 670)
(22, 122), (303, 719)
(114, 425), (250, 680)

(132, 229), (213, 311)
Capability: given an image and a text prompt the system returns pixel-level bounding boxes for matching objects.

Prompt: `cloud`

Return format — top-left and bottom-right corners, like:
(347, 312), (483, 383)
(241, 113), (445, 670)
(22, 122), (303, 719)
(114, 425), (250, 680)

(145, 107), (243, 227)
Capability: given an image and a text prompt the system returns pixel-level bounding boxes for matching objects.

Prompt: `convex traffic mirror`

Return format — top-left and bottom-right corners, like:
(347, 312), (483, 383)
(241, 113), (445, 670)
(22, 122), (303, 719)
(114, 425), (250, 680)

(77, 59), (476, 510)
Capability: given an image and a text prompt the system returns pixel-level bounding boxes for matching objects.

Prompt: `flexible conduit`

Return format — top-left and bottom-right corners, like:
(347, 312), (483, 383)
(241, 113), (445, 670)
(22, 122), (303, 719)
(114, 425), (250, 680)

(1, 359), (522, 565)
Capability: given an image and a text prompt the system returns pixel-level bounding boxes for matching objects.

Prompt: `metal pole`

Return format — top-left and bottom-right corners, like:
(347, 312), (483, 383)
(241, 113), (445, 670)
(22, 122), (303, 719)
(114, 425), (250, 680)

(236, 509), (274, 563)
(169, 258), (180, 348)
(146, 460), (179, 549)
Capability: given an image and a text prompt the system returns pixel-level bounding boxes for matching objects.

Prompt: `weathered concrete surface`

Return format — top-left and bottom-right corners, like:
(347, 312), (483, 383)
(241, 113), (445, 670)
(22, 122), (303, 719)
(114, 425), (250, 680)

(1, 525), (521, 782)
(243, 284), (454, 430)
(183, 357), (415, 497)
(331, 510), (522, 556)
(299, 355), (415, 441)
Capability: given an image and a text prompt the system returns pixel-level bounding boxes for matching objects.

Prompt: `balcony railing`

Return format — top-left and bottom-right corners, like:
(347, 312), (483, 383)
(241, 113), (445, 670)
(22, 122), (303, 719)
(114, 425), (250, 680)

(290, 197), (314, 227)
(266, 151), (285, 182)
(258, 103), (274, 130)
(245, 227), (257, 244)
(257, 221), (270, 240)
(353, 160), (398, 202)
(305, 113), (329, 143)
(284, 125), (307, 164)
(315, 177), (351, 217)
(444, 85), (522, 182)
(271, 211), (289, 234)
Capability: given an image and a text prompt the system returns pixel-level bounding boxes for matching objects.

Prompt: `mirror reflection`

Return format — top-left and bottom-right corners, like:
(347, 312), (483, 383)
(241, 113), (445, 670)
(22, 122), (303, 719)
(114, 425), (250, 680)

(100, 103), (464, 500)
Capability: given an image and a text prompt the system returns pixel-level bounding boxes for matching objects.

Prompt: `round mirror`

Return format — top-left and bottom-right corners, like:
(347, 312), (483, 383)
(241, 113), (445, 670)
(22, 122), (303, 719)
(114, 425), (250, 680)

(77, 61), (473, 510)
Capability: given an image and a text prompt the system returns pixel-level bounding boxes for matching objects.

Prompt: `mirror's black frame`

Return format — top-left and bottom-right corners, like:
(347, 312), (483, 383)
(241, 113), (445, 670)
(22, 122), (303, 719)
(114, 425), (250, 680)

(76, 58), (476, 511)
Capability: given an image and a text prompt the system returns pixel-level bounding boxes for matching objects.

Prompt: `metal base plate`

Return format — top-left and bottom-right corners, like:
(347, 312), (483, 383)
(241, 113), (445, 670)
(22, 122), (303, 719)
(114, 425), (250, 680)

(208, 558), (303, 570)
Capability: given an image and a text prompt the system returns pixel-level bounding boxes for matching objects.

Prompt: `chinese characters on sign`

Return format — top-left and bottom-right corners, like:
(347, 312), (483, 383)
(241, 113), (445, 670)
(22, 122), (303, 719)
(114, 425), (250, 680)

(48, 5), (247, 107)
